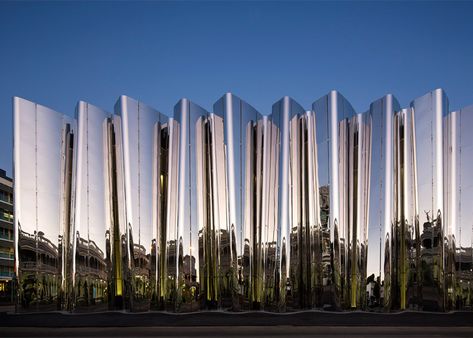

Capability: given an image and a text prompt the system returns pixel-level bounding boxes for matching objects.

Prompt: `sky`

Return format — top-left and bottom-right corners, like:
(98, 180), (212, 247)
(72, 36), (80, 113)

(1, 1), (473, 175)
(1, 1), (473, 276)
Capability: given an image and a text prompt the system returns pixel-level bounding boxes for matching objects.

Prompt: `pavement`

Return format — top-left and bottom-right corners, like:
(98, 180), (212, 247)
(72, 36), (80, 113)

(2, 326), (473, 337)
(2, 310), (473, 327)
(1, 310), (473, 337)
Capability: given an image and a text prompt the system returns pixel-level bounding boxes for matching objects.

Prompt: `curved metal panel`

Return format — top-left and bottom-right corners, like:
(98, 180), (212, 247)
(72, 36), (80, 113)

(410, 89), (448, 311)
(14, 97), (76, 312)
(366, 95), (398, 310)
(312, 91), (362, 310)
(115, 96), (165, 311)
(72, 101), (112, 312)
(446, 105), (473, 310)
(272, 97), (323, 311)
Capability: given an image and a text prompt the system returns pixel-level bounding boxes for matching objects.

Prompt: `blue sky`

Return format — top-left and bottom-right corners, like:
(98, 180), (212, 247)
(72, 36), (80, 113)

(1, 1), (472, 175)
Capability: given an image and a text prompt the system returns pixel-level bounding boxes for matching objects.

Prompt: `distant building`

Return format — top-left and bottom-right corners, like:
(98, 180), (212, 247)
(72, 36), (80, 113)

(0, 169), (13, 304)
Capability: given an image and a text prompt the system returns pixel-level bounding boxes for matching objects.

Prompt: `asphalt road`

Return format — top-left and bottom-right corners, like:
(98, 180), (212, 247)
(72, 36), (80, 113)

(2, 326), (473, 338)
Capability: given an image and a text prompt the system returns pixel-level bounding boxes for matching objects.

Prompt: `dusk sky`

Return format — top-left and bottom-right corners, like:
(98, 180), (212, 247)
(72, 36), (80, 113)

(2, 1), (473, 175)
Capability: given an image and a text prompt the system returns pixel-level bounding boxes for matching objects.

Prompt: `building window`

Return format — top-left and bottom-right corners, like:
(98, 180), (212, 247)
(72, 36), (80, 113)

(0, 227), (13, 240)
(0, 209), (13, 223)
(0, 191), (13, 204)
(0, 247), (13, 260)
(0, 265), (13, 277)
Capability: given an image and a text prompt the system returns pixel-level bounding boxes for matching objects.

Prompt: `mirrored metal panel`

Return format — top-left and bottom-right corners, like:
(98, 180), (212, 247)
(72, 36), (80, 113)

(387, 105), (421, 311)
(445, 104), (473, 310)
(172, 99), (220, 312)
(312, 91), (361, 310)
(115, 96), (167, 312)
(14, 97), (76, 312)
(272, 97), (323, 311)
(72, 101), (120, 312)
(366, 95), (399, 311)
(162, 118), (179, 311)
(410, 89), (448, 311)
(213, 93), (261, 310)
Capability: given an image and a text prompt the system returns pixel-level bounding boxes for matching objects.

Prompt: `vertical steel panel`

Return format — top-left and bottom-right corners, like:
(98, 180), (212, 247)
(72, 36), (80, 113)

(410, 89), (448, 311)
(106, 114), (128, 310)
(163, 118), (179, 311)
(115, 96), (164, 311)
(312, 91), (359, 310)
(367, 95), (398, 310)
(273, 97), (321, 311)
(457, 105), (473, 310)
(345, 111), (371, 309)
(72, 101), (112, 312)
(213, 94), (263, 310)
(446, 104), (473, 310)
(14, 97), (76, 312)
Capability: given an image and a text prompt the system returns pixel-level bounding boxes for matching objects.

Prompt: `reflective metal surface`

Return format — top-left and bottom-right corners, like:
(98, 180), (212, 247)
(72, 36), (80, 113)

(72, 101), (112, 312)
(213, 93), (261, 310)
(445, 104), (473, 310)
(312, 91), (371, 310)
(410, 89), (448, 311)
(367, 95), (398, 310)
(13, 89), (473, 313)
(14, 97), (76, 312)
(115, 96), (167, 312)
(272, 97), (320, 311)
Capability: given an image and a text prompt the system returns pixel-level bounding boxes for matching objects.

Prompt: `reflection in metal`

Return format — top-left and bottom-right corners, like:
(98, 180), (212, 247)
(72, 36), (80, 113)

(445, 104), (473, 310)
(213, 93), (260, 310)
(13, 89), (473, 313)
(72, 102), (113, 312)
(14, 97), (76, 312)
(312, 91), (371, 310)
(367, 95), (398, 310)
(115, 96), (167, 312)
(171, 99), (238, 312)
(390, 107), (420, 311)
(410, 89), (448, 312)
(272, 97), (320, 311)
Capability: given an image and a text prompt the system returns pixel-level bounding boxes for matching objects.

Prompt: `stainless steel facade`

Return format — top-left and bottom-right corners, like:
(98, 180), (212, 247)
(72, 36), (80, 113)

(13, 89), (473, 313)
(312, 91), (371, 310)
(14, 97), (76, 312)
(368, 95), (398, 310)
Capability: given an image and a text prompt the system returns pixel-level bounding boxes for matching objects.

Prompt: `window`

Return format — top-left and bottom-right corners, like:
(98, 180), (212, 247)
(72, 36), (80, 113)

(0, 247), (13, 259)
(0, 265), (13, 277)
(0, 191), (13, 204)
(0, 227), (13, 240)
(0, 209), (13, 223)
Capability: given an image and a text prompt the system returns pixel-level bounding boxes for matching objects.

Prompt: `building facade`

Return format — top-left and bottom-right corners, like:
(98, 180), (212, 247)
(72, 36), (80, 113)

(0, 169), (13, 304)
(12, 89), (473, 313)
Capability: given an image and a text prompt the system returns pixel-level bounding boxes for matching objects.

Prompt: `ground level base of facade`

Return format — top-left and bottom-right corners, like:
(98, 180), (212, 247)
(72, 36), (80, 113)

(2, 310), (473, 328)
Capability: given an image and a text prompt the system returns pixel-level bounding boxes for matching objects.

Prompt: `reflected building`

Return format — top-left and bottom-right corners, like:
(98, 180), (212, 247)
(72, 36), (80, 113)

(14, 97), (75, 312)
(12, 89), (473, 314)
(312, 91), (371, 310)
(0, 169), (14, 304)
(367, 95), (398, 310)
(213, 94), (261, 310)
(390, 106), (421, 310)
(72, 102), (114, 312)
(445, 104), (473, 310)
(171, 98), (237, 312)
(114, 96), (168, 312)
(367, 95), (422, 311)
(272, 97), (321, 311)
(410, 89), (449, 311)
(366, 95), (395, 285)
